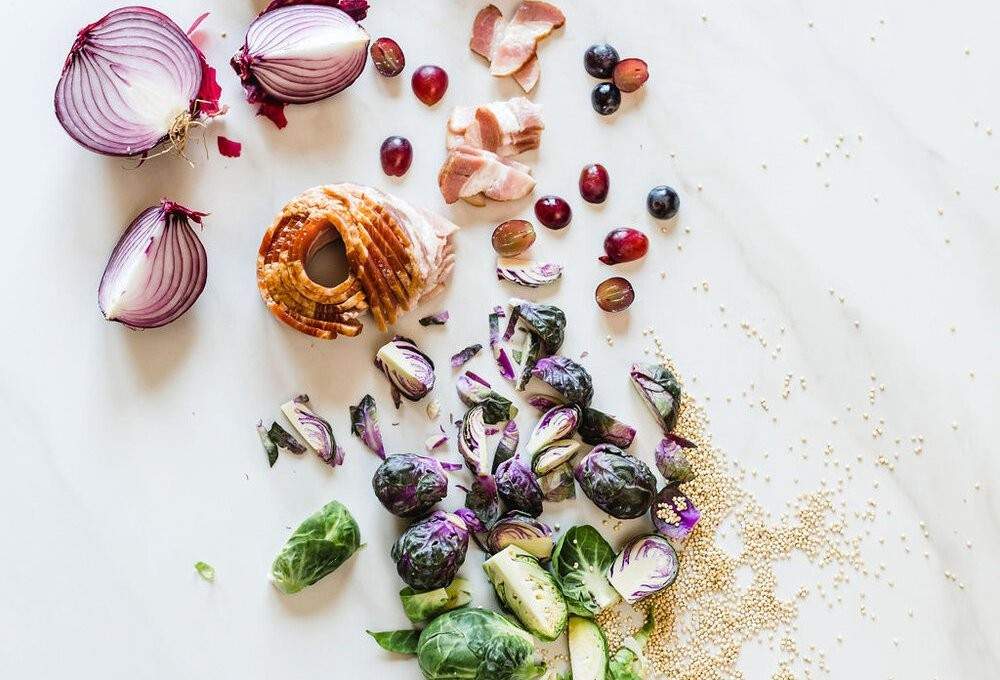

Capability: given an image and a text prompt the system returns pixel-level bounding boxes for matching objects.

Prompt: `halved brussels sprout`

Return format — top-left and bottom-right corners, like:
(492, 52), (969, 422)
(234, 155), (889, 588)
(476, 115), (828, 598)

(483, 546), (568, 641)
(538, 464), (576, 502)
(579, 407), (636, 449)
(496, 456), (544, 517)
(630, 362), (682, 432)
(486, 511), (554, 559)
(655, 434), (697, 484)
(375, 336), (436, 407)
(526, 404), (581, 456)
(531, 439), (582, 476)
(606, 534), (678, 604)
(650, 483), (701, 546)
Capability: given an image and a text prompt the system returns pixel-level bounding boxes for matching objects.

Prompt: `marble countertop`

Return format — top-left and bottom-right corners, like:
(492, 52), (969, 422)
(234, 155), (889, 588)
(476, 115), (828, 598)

(4, 0), (997, 677)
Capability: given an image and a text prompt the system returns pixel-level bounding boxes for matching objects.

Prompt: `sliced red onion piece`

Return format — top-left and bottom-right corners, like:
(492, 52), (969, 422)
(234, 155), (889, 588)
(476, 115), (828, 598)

(232, 4), (369, 114)
(98, 201), (208, 329)
(55, 7), (208, 156)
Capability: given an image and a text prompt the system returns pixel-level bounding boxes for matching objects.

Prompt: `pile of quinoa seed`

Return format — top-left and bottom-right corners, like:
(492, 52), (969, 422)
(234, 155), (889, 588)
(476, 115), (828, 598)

(597, 363), (867, 679)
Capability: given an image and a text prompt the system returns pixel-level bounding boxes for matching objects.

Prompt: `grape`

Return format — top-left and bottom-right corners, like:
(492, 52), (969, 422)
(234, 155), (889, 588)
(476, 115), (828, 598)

(584, 43), (619, 78)
(595, 277), (635, 312)
(579, 163), (610, 203)
(534, 196), (572, 230)
(371, 38), (405, 77)
(492, 220), (536, 257)
(591, 82), (621, 115)
(380, 136), (412, 176)
(599, 228), (648, 264)
(411, 65), (448, 106)
(613, 58), (648, 93)
(647, 185), (680, 219)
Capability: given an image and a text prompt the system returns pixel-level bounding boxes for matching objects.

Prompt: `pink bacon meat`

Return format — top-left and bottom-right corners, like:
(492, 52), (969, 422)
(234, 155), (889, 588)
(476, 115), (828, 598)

(469, 2), (564, 92)
(438, 145), (536, 204)
(447, 97), (544, 157)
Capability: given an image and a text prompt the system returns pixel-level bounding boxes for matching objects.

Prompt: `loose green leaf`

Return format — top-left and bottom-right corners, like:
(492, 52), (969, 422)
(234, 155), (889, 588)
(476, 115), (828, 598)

(367, 629), (420, 655)
(256, 421), (279, 467)
(607, 611), (654, 680)
(194, 561), (215, 581)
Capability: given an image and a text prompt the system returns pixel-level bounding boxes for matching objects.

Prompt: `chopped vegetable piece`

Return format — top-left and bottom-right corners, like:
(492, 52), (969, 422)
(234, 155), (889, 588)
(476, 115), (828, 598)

(483, 546), (568, 641)
(281, 395), (344, 467)
(630, 362), (683, 432)
(530, 355), (594, 406)
(367, 629), (421, 654)
(349, 394), (385, 458)
(579, 407), (636, 448)
(486, 511), (554, 559)
(607, 611), (654, 679)
(607, 535), (678, 604)
(493, 420), (520, 472)
(655, 434), (697, 483)
(194, 561), (215, 581)
(538, 464), (576, 502)
(651, 483), (701, 546)
(459, 474), (502, 531)
(256, 420), (279, 467)
(496, 258), (564, 288)
(450, 343), (483, 368)
(489, 306), (517, 380)
(419, 310), (450, 326)
(568, 616), (609, 680)
(458, 405), (500, 475)
(526, 404), (581, 456)
(425, 427), (448, 451)
(399, 577), (472, 624)
(506, 299), (566, 353)
(496, 456), (544, 517)
(267, 421), (306, 455)
(375, 336), (436, 407)
(550, 525), (620, 617)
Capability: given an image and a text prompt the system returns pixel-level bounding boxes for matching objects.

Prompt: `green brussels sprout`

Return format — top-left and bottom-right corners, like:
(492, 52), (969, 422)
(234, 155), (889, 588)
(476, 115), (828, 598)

(550, 525), (620, 617)
(483, 546), (568, 641)
(399, 578), (473, 624)
(270, 500), (361, 594)
(368, 608), (547, 680)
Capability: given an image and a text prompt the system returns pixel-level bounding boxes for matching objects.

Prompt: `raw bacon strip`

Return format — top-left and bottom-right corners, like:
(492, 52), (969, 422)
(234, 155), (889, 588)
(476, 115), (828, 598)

(489, 2), (565, 77)
(447, 97), (544, 157)
(470, 4), (503, 60)
(438, 146), (536, 204)
(257, 185), (458, 339)
(512, 55), (540, 93)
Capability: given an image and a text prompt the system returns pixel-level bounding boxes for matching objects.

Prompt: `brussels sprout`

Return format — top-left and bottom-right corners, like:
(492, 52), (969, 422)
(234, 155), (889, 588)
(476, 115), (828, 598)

(368, 608), (546, 680)
(655, 434), (697, 484)
(493, 420), (520, 472)
(550, 525), (621, 617)
(281, 395), (344, 467)
(424, 427), (448, 451)
(375, 336), (436, 407)
(574, 445), (657, 519)
(459, 405), (501, 476)
(256, 421), (279, 467)
(606, 534), (679, 604)
(459, 474), (502, 531)
(399, 577), (473, 624)
(505, 298), (567, 354)
(526, 404), (581, 456)
(487, 511), (554, 559)
(270, 500), (361, 594)
(496, 456), (544, 517)
(650, 483), (701, 546)
(483, 546), (569, 641)
(516, 332), (544, 391)
(630, 362), (683, 432)
(568, 616), (609, 680)
(456, 372), (518, 425)
(392, 511), (471, 591)
(530, 355), (594, 406)
(531, 439), (581, 476)
(525, 392), (565, 413)
(538, 464), (576, 502)
(349, 394), (386, 459)
(372, 453), (453, 518)
(579, 407), (637, 449)
(419, 310), (449, 326)
(607, 611), (654, 680)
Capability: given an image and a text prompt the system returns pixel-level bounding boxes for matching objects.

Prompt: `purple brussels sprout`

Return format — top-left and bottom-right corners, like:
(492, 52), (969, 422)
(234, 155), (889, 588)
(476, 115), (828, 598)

(391, 511), (470, 591)
(493, 420), (520, 473)
(504, 298), (566, 354)
(538, 464), (576, 502)
(654, 434), (697, 484)
(456, 371), (518, 424)
(496, 456), (544, 517)
(630, 362), (683, 432)
(530, 355), (594, 406)
(281, 395), (344, 467)
(486, 511), (554, 559)
(606, 534), (679, 604)
(650, 483), (701, 545)
(375, 336), (436, 408)
(418, 310), (449, 326)
(526, 404), (581, 456)
(350, 394), (385, 458)
(574, 444), (656, 519)
(459, 405), (501, 476)
(579, 407), (636, 449)
(372, 453), (454, 517)
(530, 439), (581, 476)
(458, 474), (502, 531)
(450, 343), (483, 368)
(524, 392), (565, 413)
(488, 306), (516, 380)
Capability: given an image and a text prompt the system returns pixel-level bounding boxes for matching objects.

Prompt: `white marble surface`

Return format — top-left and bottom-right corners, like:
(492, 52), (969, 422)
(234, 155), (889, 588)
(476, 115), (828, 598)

(3, 0), (998, 677)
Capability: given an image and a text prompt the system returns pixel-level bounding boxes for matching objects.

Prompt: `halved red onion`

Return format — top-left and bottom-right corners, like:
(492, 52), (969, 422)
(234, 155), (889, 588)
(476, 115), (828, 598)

(98, 201), (208, 329)
(54, 7), (219, 157)
(231, 3), (369, 120)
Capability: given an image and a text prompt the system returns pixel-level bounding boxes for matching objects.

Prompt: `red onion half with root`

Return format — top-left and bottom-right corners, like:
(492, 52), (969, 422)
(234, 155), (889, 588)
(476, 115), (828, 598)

(98, 201), (208, 329)
(54, 7), (224, 157)
(231, 3), (369, 127)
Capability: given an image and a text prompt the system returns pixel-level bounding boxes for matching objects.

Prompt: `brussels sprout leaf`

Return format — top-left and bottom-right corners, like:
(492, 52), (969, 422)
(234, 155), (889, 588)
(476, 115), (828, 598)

(367, 629), (420, 655)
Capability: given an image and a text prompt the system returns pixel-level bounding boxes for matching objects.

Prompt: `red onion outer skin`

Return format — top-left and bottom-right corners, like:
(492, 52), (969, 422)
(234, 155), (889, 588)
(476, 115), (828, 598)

(232, 5), (369, 105)
(54, 7), (203, 156)
(98, 201), (208, 329)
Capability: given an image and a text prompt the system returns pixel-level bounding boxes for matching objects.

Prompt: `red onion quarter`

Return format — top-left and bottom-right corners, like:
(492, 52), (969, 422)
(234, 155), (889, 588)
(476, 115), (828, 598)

(98, 201), (208, 329)
(55, 7), (219, 157)
(232, 4), (369, 111)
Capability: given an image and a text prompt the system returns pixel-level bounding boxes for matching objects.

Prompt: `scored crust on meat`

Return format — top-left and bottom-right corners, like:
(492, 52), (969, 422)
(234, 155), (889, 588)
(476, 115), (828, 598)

(257, 185), (458, 339)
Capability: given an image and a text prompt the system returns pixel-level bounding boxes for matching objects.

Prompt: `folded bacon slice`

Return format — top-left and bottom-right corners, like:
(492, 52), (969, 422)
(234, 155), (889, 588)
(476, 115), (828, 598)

(257, 185), (458, 339)
(438, 145), (536, 204)
(489, 2), (565, 77)
(447, 97), (544, 157)
(470, 2), (563, 92)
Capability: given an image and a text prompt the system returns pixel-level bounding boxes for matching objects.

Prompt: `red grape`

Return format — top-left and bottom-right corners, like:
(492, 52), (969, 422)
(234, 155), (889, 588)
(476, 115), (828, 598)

(599, 228), (648, 264)
(534, 195), (572, 230)
(579, 163), (610, 203)
(492, 220), (536, 257)
(371, 37), (405, 77)
(613, 58), (649, 93)
(380, 136), (412, 176)
(411, 65), (448, 106)
(595, 277), (635, 312)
